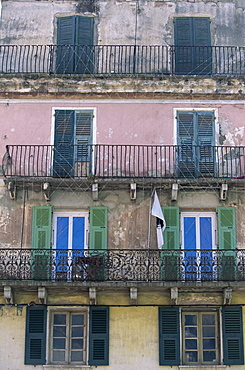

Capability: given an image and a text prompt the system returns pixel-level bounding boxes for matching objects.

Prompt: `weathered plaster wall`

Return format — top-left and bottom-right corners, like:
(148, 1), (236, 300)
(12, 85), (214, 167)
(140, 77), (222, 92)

(0, 0), (245, 46)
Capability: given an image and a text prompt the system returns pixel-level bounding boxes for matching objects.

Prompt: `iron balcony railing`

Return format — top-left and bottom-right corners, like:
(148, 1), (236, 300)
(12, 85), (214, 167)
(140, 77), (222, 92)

(2, 144), (245, 179)
(0, 44), (245, 76)
(0, 248), (244, 282)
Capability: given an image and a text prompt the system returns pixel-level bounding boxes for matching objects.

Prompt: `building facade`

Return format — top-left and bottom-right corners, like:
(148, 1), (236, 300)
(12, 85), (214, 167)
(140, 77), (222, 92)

(0, 0), (245, 369)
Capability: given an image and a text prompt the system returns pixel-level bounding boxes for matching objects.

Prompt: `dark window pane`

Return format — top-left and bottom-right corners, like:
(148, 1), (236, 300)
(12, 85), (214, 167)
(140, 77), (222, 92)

(53, 350), (65, 362)
(72, 314), (84, 325)
(202, 314), (215, 325)
(185, 314), (197, 325)
(53, 338), (66, 349)
(53, 326), (66, 337)
(203, 338), (215, 349)
(71, 350), (83, 362)
(203, 350), (216, 362)
(54, 314), (66, 325)
(72, 327), (84, 337)
(203, 326), (215, 337)
(185, 351), (198, 362)
(72, 338), (83, 349)
(185, 327), (197, 338)
(185, 339), (197, 349)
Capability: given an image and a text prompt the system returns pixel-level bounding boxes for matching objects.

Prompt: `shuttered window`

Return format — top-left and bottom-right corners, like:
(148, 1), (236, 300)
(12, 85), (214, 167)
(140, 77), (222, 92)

(177, 111), (215, 177)
(56, 16), (94, 74)
(174, 17), (211, 74)
(25, 306), (47, 365)
(53, 110), (93, 178)
(89, 306), (109, 365)
(89, 207), (108, 250)
(222, 307), (244, 365)
(159, 307), (180, 366)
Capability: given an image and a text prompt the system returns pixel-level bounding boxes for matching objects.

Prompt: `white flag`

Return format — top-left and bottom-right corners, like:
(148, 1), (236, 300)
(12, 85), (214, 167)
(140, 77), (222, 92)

(151, 191), (166, 249)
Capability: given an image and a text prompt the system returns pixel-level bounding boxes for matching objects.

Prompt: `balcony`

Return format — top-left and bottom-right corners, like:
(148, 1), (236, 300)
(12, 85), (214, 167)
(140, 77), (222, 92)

(0, 44), (244, 76)
(2, 144), (245, 181)
(0, 248), (244, 283)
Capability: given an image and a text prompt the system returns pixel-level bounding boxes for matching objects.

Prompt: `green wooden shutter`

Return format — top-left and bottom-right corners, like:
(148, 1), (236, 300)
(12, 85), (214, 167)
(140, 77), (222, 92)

(89, 207), (108, 250)
(222, 306), (244, 365)
(218, 207), (236, 281)
(56, 16), (75, 74)
(53, 110), (75, 177)
(161, 207), (179, 281)
(31, 206), (52, 280)
(177, 111), (195, 177)
(76, 16), (94, 74)
(197, 112), (215, 175)
(89, 306), (109, 366)
(25, 306), (47, 365)
(159, 307), (180, 366)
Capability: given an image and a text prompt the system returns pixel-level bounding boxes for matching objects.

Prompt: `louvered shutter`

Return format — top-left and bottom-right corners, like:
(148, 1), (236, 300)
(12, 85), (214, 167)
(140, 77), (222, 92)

(56, 16), (75, 74)
(31, 206), (52, 280)
(159, 307), (180, 366)
(75, 111), (93, 162)
(161, 207), (180, 281)
(89, 306), (109, 365)
(218, 207), (236, 280)
(174, 17), (211, 74)
(76, 17), (94, 73)
(177, 111), (196, 177)
(53, 110), (75, 178)
(89, 207), (108, 250)
(25, 306), (47, 365)
(197, 112), (215, 175)
(222, 306), (244, 365)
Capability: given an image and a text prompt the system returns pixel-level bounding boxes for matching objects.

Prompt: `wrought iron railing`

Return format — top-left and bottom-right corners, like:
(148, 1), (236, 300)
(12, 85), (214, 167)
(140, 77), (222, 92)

(0, 248), (244, 282)
(2, 144), (245, 179)
(0, 44), (244, 76)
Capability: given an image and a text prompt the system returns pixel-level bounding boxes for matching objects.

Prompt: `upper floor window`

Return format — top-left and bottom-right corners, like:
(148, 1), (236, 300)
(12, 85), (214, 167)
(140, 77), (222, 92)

(174, 17), (211, 75)
(56, 16), (94, 74)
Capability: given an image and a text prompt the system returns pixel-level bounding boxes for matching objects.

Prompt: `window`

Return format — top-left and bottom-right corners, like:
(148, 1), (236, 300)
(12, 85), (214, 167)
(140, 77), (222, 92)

(177, 111), (215, 177)
(174, 17), (211, 74)
(53, 109), (94, 178)
(31, 206), (108, 281)
(161, 206), (236, 281)
(56, 16), (94, 74)
(159, 306), (244, 366)
(25, 306), (109, 366)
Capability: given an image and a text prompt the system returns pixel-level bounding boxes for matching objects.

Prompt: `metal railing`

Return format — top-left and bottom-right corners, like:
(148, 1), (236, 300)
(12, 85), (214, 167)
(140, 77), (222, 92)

(0, 45), (244, 76)
(0, 248), (244, 282)
(2, 144), (245, 179)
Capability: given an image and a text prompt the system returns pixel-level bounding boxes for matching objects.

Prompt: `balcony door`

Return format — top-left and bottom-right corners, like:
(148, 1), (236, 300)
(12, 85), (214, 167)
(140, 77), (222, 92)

(56, 16), (94, 74)
(174, 17), (211, 75)
(181, 212), (216, 282)
(53, 110), (93, 178)
(177, 111), (215, 177)
(53, 212), (88, 281)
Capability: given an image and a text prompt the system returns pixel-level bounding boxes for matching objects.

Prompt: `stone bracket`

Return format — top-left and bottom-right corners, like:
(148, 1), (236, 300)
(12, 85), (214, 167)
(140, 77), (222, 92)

(38, 287), (47, 304)
(170, 287), (178, 305)
(223, 287), (232, 305)
(89, 287), (97, 305)
(130, 287), (138, 304)
(4, 286), (14, 304)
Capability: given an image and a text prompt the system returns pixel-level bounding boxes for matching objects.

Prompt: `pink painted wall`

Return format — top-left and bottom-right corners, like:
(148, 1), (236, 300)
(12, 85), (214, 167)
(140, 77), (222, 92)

(0, 101), (244, 159)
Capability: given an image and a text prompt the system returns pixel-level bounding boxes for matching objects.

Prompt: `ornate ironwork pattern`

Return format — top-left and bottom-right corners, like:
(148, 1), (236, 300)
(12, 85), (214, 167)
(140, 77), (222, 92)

(0, 249), (244, 282)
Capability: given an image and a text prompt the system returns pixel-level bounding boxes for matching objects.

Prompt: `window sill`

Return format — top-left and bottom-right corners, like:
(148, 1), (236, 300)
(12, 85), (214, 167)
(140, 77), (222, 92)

(179, 366), (226, 370)
(44, 366), (92, 369)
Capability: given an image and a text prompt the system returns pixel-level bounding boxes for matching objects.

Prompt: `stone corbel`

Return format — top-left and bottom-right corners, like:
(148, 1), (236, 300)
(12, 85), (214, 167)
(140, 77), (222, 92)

(223, 287), (232, 305)
(38, 287), (47, 305)
(8, 182), (16, 200)
(43, 182), (51, 201)
(130, 287), (138, 305)
(4, 286), (14, 304)
(170, 287), (178, 305)
(89, 287), (97, 305)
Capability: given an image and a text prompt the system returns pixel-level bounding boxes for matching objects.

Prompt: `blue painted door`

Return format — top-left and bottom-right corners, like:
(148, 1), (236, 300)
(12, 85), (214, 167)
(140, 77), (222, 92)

(182, 214), (215, 281)
(54, 214), (86, 280)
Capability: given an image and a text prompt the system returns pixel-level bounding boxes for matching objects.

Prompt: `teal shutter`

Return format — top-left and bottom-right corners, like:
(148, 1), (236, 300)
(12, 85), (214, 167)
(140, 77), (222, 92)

(89, 207), (108, 250)
(25, 306), (47, 365)
(56, 16), (76, 73)
(174, 17), (211, 74)
(161, 207), (180, 281)
(197, 112), (215, 175)
(31, 206), (52, 280)
(218, 207), (236, 281)
(222, 306), (244, 365)
(159, 307), (180, 366)
(53, 110), (75, 177)
(75, 111), (93, 162)
(177, 111), (195, 177)
(89, 306), (109, 365)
